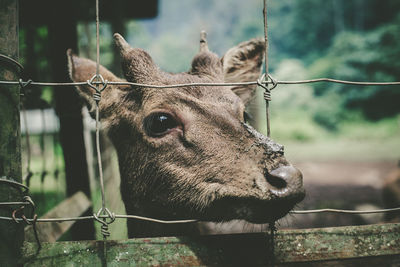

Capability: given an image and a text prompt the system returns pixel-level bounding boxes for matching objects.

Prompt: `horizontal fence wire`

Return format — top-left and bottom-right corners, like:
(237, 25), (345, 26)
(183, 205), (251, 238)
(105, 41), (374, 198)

(1, 78), (400, 88)
(290, 207), (400, 214)
(0, 202), (31, 206)
(1, 207), (400, 225)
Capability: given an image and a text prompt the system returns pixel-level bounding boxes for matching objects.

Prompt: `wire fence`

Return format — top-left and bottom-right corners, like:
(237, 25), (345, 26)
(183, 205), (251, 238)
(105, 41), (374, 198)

(0, 0), (399, 251)
(2, 77), (400, 88)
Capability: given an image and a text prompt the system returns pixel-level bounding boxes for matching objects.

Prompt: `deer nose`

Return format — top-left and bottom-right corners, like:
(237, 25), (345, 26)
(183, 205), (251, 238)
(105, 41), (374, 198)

(266, 165), (304, 198)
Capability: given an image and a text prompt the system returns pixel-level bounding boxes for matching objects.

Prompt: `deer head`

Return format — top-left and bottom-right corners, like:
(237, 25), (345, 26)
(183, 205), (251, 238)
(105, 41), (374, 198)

(68, 33), (304, 237)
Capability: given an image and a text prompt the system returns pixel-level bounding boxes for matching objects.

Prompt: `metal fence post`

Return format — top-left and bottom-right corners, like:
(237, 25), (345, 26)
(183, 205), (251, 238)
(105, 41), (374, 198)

(0, 0), (24, 265)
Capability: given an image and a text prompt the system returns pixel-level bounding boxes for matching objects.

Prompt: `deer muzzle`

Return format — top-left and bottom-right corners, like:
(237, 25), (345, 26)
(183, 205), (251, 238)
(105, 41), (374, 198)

(266, 165), (304, 200)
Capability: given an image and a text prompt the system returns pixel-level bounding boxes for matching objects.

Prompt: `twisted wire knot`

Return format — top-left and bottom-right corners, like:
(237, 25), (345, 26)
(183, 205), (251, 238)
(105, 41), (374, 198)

(26, 211), (41, 249)
(23, 195), (36, 212)
(18, 78), (33, 89)
(11, 206), (25, 224)
(11, 196), (36, 224)
(264, 90), (271, 101)
(19, 78), (33, 96)
(257, 73), (277, 102)
(9, 195), (40, 248)
(93, 92), (102, 102)
(87, 74), (108, 92)
(93, 207), (115, 239)
(87, 74), (108, 103)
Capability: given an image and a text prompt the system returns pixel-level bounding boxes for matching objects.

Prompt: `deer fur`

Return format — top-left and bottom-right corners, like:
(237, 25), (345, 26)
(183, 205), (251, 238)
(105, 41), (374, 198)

(68, 33), (304, 237)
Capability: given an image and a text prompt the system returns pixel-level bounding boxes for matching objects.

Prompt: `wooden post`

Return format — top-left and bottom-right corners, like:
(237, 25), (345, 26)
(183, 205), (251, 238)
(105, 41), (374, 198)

(0, 0), (24, 265)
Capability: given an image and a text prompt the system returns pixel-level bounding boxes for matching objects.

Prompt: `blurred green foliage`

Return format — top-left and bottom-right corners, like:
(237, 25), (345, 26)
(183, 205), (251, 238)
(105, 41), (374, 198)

(310, 19), (400, 121)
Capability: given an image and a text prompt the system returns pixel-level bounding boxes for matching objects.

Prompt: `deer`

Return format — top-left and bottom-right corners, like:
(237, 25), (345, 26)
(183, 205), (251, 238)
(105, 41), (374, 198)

(67, 33), (305, 238)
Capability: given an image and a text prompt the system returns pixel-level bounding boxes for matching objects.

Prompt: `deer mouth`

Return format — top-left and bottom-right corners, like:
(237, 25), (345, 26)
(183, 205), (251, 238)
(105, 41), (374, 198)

(201, 191), (305, 223)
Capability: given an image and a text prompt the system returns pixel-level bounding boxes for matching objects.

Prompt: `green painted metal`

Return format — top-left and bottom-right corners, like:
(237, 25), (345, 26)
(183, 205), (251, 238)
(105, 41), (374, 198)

(274, 222), (400, 263)
(0, 0), (23, 266)
(21, 223), (400, 266)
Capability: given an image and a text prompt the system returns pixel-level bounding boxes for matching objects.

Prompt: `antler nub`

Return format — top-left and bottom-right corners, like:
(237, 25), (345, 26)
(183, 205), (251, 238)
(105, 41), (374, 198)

(199, 30), (209, 52)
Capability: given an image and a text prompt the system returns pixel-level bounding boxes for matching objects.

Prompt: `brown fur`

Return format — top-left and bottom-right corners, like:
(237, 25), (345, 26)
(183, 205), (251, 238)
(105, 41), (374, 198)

(68, 34), (304, 237)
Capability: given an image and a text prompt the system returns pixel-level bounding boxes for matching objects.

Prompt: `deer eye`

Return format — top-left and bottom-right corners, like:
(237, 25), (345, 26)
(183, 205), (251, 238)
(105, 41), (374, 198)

(144, 113), (179, 137)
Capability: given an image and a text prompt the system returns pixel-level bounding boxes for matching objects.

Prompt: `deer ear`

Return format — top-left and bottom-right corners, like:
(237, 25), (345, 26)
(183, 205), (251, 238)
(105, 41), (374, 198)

(221, 38), (265, 105)
(67, 49), (124, 114)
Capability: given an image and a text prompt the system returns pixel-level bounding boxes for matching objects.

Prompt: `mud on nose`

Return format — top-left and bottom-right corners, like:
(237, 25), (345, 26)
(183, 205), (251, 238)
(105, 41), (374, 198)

(265, 165), (304, 198)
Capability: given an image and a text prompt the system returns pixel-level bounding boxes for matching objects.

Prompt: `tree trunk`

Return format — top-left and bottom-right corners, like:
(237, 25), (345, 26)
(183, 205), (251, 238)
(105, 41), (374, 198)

(0, 0), (23, 264)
